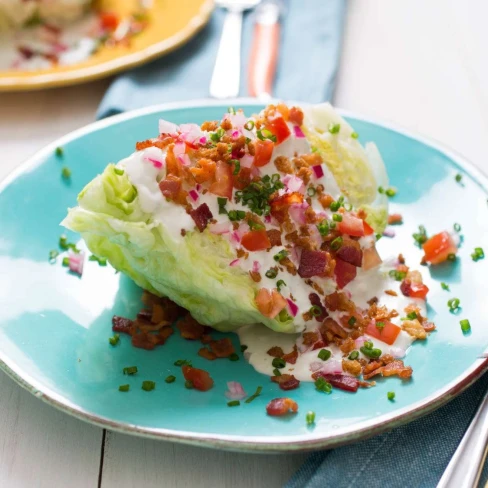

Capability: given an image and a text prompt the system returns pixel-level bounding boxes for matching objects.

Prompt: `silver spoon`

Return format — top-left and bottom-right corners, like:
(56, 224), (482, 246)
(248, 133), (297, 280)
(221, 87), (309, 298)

(210, 0), (261, 99)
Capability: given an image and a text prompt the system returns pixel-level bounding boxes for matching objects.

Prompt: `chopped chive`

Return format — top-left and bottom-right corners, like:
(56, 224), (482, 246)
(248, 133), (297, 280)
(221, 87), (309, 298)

(245, 386), (263, 403)
(318, 349), (331, 361)
(471, 247), (485, 261)
(376, 321), (385, 330)
(360, 345), (382, 359)
(385, 188), (396, 197)
(227, 400), (240, 407)
(48, 250), (59, 262)
(330, 201), (341, 212)
(447, 253), (456, 262)
(273, 250), (288, 262)
(314, 377), (332, 393)
(453, 223), (461, 232)
(348, 316), (357, 327)
(228, 210), (246, 221)
(55, 146), (64, 157)
(317, 220), (329, 236)
(240, 345), (248, 352)
(59, 234), (69, 249)
(62, 257), (70, 267)
(272, 357), (286, 369)
(265, 268), (278, 279)
(332, 213), (343, 222)
(123, 366), (138, 375)
(276, 279), (286, 292)
(119, 384), (130, 392)
(455, 173), (462, 183)
(228, 106), (236, 114)
(229, 353), (239, 361)
(448, 298), (460, 311)
(348, 351), (359, 360)
(231, 159), (241, 175)
(210, 127), (225, 142)
(331, 236), (343, 251)
(217, 197), (228, 214)
(310, 305), (322, 317)
(61, 166), (71, 179)
(406, 312), (418, 320)
(273, 368), (281, 376)
(389, 269), (407, 281)
(364, 341), (373, 349)
(165, 375), (176, 383)
(307, 187), (317, 197)
(378, 186), (385, 194)
(256, 128), (277, 143)
(142, 380), (155, 391)
(114, 167), (125, 176)
(184, 380), (194, 389)
(306, 411), (316, 425)
(460, 319), (471, 333)
(174, 359), (192, 366)
(387, 391), (395, 401)
(244, 120), (255, 131)
(351, 132), (359, 139)
(328, 123), (340, 134)
(441, 282), (450, 291)
(109, 333), (120, 346)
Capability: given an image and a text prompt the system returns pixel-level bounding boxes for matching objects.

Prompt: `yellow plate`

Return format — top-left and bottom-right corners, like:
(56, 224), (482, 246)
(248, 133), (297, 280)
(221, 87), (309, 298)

(0, 0), (214, 91)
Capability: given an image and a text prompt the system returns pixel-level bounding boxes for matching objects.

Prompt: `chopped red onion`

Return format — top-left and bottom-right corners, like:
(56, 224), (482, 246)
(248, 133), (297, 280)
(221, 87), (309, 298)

(252, 261), (261, 273)
(188, 190), (199, 202)
(293, 125), (305, 138)
(240, 154), (254, 168)
(69, 252), (84, 276)
(177, 154), (191, 167)
(308, 225), (323, 248)
(231, 130), (240, 139)
(251, 165), (261, 178)
(289, 202), (309, 225)
(227, 112), (247, 129)
(383, 228), (396, 238)
(355, 336), (367, 348)
(144, 157), (163, 169)
(199, 136), (207, 145)
(264, 215), (271, 223)
(209, 222), (230, 235)
(283, 174), (305, 194)
(318, 359), (343, 375)
(311, 165), (324, 179)
(236, 222), (250, 239)
(309, 361), (323, 372)
(389, 346), (406, 359)
(229, 259), (240, 267)
(179, 123), (205, 144)
(289, 246), (302, 266)
(225, 381), (247, 400)
(158, 119), (178, 135)
(286, 298), (299, 317)
(196, 184), (202, 192)
(230, 231), (241, 245)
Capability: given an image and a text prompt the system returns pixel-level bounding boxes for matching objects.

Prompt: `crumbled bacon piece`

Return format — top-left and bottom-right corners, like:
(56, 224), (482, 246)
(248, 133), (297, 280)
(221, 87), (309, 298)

(336, 238), (363, 267)
(112, 316), (133, 335)
(274, 156), (294, 174)
(249, 271), (262, 282)
(288, 106), (304, 126)
(318, 193), (334, 209)
(385, 289), (398, 296)
(388, 213), (403, 225)
(200, 120), (218, 131)
(266, 229), (282, 247)
(271, 374), (300, 391)
(190, 203), (213, 232)
(302, 331), (320, 346)
(363, 359), (412, 380)
(342, 359), (362, 377)
(340, 337), (356, 354)
(282, 345), (298, 364)
(209, 338), (235, 358)
(267, 346), (284, 358)
(201, 334), (212, 344)
(177, 315), (205, 340)
(298, 249), (328, 278)
(402, 319), (427, 340)
(198, 347), (217, 360)
(266, 398), (298, 416)
(135, 137), (173, 151)
(312, 371), (359, 392)
(320, 318), (348, 339)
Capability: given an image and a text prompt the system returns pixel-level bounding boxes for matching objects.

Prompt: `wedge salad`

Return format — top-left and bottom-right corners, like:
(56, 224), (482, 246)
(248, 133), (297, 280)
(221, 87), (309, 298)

(63, 103), (453, 409)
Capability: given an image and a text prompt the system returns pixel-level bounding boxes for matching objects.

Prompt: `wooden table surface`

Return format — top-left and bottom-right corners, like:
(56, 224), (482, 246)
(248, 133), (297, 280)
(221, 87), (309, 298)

(1, 1), (487, 486)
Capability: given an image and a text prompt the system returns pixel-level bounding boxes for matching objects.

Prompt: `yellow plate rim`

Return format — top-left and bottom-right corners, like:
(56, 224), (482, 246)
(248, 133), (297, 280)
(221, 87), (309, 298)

(0, 0), (214, 92)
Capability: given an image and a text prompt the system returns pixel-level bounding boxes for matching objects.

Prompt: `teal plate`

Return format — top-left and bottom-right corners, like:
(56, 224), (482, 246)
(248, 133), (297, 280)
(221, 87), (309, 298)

(1, 100), (488, 452)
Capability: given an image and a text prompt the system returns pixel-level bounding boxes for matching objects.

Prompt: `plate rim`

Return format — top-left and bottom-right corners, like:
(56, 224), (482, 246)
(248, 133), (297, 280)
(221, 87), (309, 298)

(1, 97), (488, 453)
(0, 0), (214, 91)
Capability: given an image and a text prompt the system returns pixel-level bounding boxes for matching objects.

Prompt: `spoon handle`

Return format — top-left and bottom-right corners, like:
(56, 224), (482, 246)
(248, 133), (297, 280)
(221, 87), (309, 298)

(210, 10), (243, 99)
(437, 390), (488, 488)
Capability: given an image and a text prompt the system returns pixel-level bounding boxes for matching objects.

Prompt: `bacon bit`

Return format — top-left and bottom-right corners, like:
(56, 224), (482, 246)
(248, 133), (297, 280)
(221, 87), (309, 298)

(298, 249), (328, 278)
(131, 327), (174, 350)
(280, 257), (298, 275)
(402, 319), (427, 340)
(201, 334), (212, 344)
(288, 106), (304, 126)
(271, 374), (300, 391)
(423, 322), (436, 332)
(266, 229), (282, 247)
(282, 345), (298, 364)
(177, 315), (205, 340)
(182, 365), (214, 391)
(385, 289), (398, 296)
(340, 337), (356, 354)
(359, 380), (376, 388)
(209, 338), (235, 358)
(398, 253), (406, 264)
(159, 175), (188, 205)
(267, 346), (284, 358)
(334, 258), (358, 288)
(336, 239), (363, 267)
(198, 347), (217, 360)
(342, 359), (362, 376)
(270, 192), (304, 223)
(276, 103), (290, 120)
(312, 371), (360, 392)
(388, 213), (403, 225)
(367, 297), (379, 306)
(324, 292), (356, 313)
(200, 120), (218, 131)
(190, 203), (213, 232)
(266, 398), (298, 416)
(136, 137), (173, 151)
(181, 229), (186, 237)
(112, 316), (133, 335)
(249, 270), (262, 282)
(274, 156), (294, 174)
(318, 193), (334, 209)
(221, 118), (232, 130)
(189, 158), (216, 183)
(363, 359), (412, 380)
(137, 309), (152, 321)
(320, 318), (348, 339)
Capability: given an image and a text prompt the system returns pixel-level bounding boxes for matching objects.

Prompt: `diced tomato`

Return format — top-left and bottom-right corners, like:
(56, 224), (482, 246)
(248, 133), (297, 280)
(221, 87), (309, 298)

(334, 258), (357, 289)
(241, 230), (271, 251)
(365, 320), (401, 345)
(209, 160), (233, 200)
(266, 397), (298, 416)
(400, 281), (429, 300)
(288, 107), (304, 126)
(338, 213), (366, 237)
(255, 288), (287, 319)
(182, 365), (214, 391)
(232, 166), (252, 190)
(422, 231), (458, 265)
(363, 220), (375, 235)
(253, 139), (274, 167)
(264, 116), (291, 144)
(100, 12), (119, 31)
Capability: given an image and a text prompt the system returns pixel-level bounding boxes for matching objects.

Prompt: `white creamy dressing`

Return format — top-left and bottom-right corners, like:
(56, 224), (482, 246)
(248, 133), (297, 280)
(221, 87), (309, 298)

(117, 116), (428, 383)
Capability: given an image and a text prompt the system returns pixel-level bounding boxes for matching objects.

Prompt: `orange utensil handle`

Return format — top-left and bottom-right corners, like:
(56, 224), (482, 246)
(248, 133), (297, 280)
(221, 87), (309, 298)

(248, 22), (280, 98)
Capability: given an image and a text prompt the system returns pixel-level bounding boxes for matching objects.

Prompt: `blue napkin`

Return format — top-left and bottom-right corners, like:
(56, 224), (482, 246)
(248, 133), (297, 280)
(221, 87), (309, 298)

(287, 374), (488, 488)
(97, 0), (347, 118)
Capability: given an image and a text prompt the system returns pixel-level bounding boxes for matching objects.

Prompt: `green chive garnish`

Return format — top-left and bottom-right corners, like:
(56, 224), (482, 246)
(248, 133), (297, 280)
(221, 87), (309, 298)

(387, 391), (395, 401)
(55, 146), (64, 157)
(360, 343), (382, 359)
(244, 120), (255, 131)
(273, 368), (281, 376)
(448, 297), (460, 311)
(123, 366), (138, 375)
(378, 186), (385, 194)
(48, 250), (59, 262)
(460, 319), (471, 333)
(61, 166), (72, 179)
(62, 257), (70, 267)
(332, 213), (342, 222)
(389, 269), (407, 281)
(455, 173), (462, 183)
(376, 321), (385, 330)
(307, 187), (317, 197)
(318, 349), (331, 361)
(240, 345), (248, 352)
(109, 333), (120, 346)
(174, 359), (192, 366)
(306, 411), (316, 425)
(471, 247), (485, 262)
(328, 123), (340, 134)
(348, 351), (359, 360)
(231, 159), (241, 175)
(406, 312), (418, 320)
(453, 223), (461, 232)
(273, 250), (288, 262)
(413, 225), (428, 246)
(441, 282), (450, 291)
(245, 386), (263, 403)
(310, 305), (322, 317)
(331, 236), (343, 251)
(114, 167), (124, 176)
(227, 400), (240, 407)
(351, 132), (359, 139)
(276, 279), (286, 292)
(265, 268), (278, 279)
(447, 253), (456, 262)
(314, 377), (332, 393)
(229, 353), (239, 361)
(272, 357), (286, 369)
(348, 316), (357, 327)
(165, 375), (176, 383)
(184, 380), (194, 389)
(119, 384), (130, 392)
(385, 188), (396, 197)
(142, 380), (155, 391)
(330, 201), (341, 212)
(317, 220), (330, 236)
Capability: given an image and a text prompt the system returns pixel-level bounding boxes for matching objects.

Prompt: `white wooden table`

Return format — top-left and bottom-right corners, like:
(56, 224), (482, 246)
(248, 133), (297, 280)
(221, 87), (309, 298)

(1, 1), (487, 486)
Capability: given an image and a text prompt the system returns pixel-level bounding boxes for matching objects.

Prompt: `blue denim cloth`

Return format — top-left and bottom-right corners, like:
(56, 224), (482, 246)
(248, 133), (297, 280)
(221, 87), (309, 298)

(286, 373), (488, 488)
(97, 0), (346, 118)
